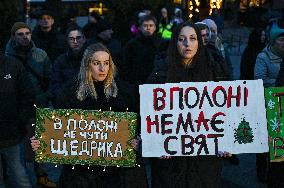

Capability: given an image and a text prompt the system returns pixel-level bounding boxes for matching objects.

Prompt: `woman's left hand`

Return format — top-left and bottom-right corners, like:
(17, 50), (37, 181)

(217, 151), (232, 157)
(131, 136), (141, 151)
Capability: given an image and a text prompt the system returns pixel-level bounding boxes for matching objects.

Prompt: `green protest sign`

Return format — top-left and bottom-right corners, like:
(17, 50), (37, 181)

(265, 87), (284, 162)
(35, 108), (137, 167)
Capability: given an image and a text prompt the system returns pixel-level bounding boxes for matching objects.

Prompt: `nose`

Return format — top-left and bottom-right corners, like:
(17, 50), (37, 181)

(183, 39), (189, 47)
(99, 64), (105, 71)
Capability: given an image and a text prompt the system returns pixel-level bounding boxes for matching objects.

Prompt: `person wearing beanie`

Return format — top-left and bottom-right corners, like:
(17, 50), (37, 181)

(255, 26), (284, 87)
(195, 21), (230, 82)
(256, 26), (284, 187)
(32, 10), (67, 62)
(87, 20), (123, 72)
(82, 11), (102, 39)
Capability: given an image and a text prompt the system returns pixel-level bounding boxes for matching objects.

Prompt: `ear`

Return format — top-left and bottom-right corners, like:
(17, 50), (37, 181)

(51, 18), (55, 25)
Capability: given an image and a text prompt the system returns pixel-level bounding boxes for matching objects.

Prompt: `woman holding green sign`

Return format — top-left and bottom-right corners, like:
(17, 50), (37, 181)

(31, 43), (147, 188)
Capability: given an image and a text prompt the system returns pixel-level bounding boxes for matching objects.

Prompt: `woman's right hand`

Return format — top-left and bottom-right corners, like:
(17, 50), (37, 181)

(30, 136), (40, 151)
(159, 155), (172, 159)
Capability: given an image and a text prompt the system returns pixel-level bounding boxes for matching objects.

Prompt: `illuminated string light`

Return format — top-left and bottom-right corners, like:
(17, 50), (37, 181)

(209, 0), (223, 14)
(72, 166), (74, 170)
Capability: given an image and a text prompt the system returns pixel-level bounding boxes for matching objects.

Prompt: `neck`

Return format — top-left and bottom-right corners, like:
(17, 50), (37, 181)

(181, 58), (192, 68)
(41, 27), (52, 33)
(271, 45), (284, 58)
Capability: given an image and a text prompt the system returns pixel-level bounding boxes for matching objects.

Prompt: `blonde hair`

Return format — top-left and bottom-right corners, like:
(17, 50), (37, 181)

(76, 43), (117, 101)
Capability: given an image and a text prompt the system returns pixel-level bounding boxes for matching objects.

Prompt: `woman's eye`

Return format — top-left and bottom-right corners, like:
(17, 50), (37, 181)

(190, 37), (197, 41)
(178, 37), (185, 42)
(105, 62), (109, 66)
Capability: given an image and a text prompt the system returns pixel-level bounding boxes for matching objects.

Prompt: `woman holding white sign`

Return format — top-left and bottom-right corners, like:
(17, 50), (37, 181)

(148, 21), (230, 188)
(31, 43), (147, 188)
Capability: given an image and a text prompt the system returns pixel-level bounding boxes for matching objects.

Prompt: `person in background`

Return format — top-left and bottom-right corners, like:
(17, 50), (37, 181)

(83, 11), (102, 39)
(51, 26), (86, 107)
(0, 50), (34, 188)
(254, 26), (284, 185)
(86, 21), (122, 73)
(255, 26), (284, 87)
(5, 22), (53, 187)
(208, 8), (224, 35)
(32, 10), (67, 63)
(158, 7), (173, 40)
(172, 8), (183, 28)
(31, 43), (148, 188)
(195, 22), (230, 82)
(122, 15), (161, 88)
(240, 28), (266, 80)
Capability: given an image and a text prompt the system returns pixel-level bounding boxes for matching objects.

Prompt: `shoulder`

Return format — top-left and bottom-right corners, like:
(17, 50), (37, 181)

(54, 53), (68, 66)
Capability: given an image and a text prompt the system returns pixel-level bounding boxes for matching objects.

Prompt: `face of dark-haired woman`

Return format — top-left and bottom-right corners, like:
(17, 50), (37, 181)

(177, 26), (198, 64)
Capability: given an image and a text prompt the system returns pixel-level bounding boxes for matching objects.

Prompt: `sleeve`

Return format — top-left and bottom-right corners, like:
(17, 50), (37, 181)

(50, 56), (64, 97)
(254, 54), (275, 87)
(276, 62), (284, 87)
(17, 62), (35, 124)
(121, 42), (134, 81)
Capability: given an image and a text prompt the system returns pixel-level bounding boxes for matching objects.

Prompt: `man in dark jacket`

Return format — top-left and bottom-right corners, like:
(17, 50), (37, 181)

(122, 15), (161, 86)
(86, 20), (123, 73)
(51, 26), (86, 108)
(0, 52), (34, 187)
(32, 10), (67, 63)
(5, 22), (52, 108)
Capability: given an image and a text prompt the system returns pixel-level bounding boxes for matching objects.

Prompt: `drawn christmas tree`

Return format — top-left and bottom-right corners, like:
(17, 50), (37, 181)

(234, 118), (254, 144)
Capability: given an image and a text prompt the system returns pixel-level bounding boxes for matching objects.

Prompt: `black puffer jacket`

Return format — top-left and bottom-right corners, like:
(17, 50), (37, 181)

(32, 26), (67, 62)
(50, 49), (83, 108)
(0, 53), (34, 148)
(122, 34), (161, 86)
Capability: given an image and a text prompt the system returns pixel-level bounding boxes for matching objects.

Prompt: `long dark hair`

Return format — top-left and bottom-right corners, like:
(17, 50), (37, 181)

(167, 21), (213, 82)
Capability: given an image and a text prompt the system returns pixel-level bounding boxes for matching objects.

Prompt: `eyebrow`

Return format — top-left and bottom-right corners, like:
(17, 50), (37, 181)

(179, 34), (197, 37)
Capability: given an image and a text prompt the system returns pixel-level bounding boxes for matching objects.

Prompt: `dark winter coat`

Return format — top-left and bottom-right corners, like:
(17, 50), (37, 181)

(32, 26), (67, 62)
(5, 40), (52, 107)
(83, 22), (98, 39)
(50, 48), (83, 108)
(86, 37), (122, 73)
(147, 57), (222, 188)
(58, 79), (147, 188)
(0, 53), (34, 148)
(122, 34), (161, 86)
(206, 43), (230, 81)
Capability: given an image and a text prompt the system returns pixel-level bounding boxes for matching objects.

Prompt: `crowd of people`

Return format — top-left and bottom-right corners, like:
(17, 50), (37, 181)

(0, 6), (284, 188)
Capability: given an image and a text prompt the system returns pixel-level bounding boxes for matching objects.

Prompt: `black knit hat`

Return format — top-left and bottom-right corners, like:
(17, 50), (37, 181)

(36, 10), (55, 19)
(96, 21), (112, 34)
(11, 22), (31, 36)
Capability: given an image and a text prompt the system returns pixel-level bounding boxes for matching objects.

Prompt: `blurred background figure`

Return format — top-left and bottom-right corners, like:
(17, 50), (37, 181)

(83, 11), (101, 40)
(158, 7), (173, 40)
(32, 10), (67, 63)
(240, 28), (266, 80)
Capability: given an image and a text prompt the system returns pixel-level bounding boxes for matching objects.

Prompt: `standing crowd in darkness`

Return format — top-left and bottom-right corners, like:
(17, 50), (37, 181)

(1, 6), (284, 188)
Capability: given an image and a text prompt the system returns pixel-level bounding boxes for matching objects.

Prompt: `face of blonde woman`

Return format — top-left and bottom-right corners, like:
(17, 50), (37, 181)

(90, 51), (110, 82)
(177, 26), (198, 62)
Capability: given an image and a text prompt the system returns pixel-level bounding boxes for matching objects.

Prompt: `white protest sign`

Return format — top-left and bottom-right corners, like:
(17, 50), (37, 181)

(139, 80), (268, 157)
